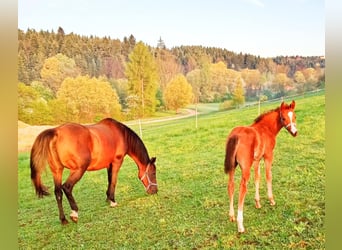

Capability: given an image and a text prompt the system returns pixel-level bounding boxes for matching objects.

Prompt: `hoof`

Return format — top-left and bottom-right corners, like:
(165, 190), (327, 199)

(61, 218), (69, 225)
(255, 200), (261, 209)
(269, 199), (276, 206)
(110, 201), (118, 207)
(229, 215), (236, 222)
(70, 210), (78, 223)
(70, 216), (78, 223)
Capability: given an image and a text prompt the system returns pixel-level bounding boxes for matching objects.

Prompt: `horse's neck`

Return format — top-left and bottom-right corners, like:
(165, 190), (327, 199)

(127, 143), (149, 170)
(124, 127), (149, 171)
(128, 152), (149, 174)
(252, 111), (283, 136)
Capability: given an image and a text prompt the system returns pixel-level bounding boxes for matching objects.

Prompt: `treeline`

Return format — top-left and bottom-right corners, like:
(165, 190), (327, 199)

(18, 27), (325, 125)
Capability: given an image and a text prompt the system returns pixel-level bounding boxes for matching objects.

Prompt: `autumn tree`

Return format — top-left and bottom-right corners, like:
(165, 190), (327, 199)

(18, 82), (53, 124)
(271, 73), (293, 97)
(294, 71), (306, 94)
(54, 75), (122, 123)
(125, 42), (159, 118)
(40, 53), (79, 94)
(232, 77), (245, 108)
(302, 67), (319, 91)
(241, 69), (261, 100)
(209, 62), (230, 101)
(155, 49), (182, 93)
(164, 74), (193, 112)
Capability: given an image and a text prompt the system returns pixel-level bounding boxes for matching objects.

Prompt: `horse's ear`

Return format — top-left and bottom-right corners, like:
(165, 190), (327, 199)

(290, 100), (296, 109)
(150, 157), (156, 164)
(280, 101), (285, 110)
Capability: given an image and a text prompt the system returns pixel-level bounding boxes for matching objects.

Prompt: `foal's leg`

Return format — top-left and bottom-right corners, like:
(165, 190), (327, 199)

(62, 168), (87, 222)
(237, 166), (251, 233)
(264, 155), (276, 206)
(227, 168), (236, 222)
(254, 160), (261, 208)
(106, 157), (124, 207)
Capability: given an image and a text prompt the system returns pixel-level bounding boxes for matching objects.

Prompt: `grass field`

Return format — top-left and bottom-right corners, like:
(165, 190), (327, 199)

(18, 93), (325, 249)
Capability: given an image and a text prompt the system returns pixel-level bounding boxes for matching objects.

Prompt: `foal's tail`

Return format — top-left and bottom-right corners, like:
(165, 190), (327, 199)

(30, 128), (56, 197)
(224, 135), (239, 174)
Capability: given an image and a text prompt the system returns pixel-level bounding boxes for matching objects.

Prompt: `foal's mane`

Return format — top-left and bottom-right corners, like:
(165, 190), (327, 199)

(104, 118), (150, 164)
(253, 107), (280, 124)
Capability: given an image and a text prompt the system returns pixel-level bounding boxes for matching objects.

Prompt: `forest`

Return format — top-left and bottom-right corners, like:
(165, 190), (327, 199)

(18, 27), (325, 125)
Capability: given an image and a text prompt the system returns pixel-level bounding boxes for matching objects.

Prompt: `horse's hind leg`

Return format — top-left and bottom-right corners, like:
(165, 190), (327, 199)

(227, 169), (236, 222)
(237, 166), (251, 233)
(264, 155), (276, 206)
(62, 168), (87, 223)
(254, 160), (261, 208)
(51, 169), (68, 225)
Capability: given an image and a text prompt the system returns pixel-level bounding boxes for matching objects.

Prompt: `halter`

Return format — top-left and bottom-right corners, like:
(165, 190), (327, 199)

(140, 162), (158, 192)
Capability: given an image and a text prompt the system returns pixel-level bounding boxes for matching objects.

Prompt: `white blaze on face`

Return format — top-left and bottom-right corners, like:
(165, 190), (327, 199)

(287, 111), (297, 134)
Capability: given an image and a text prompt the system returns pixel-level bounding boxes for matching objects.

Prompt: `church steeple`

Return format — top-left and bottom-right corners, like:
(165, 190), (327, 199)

(157, 36), (166, 49)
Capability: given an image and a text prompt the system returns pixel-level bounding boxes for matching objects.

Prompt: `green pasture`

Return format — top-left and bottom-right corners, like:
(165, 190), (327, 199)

(18, 93), (325, 249)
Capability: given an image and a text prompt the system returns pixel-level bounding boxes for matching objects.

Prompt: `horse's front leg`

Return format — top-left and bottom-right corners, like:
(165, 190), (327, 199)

(106, 158), (123, 207)
(264, 155), (276, 206)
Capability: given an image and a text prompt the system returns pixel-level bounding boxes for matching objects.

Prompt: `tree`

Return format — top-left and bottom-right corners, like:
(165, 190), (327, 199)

(186, 69), (202, 103)
(302, 67), (319, 91)
(55, 76), (122, 123)
(241, 69), (261, 100)
(18, 82), (53, 124)
(30, 81), (54, 101)
(125, 42), (159, 118)
(40, 53), (79, 94)
(209, 62), (230, 101)
(232, 77), (245, 108)
(271, 73), (292, 97)
(294, 71), (306, 94)
(155, 49), (182, 93)
(164, 74), (193, 112)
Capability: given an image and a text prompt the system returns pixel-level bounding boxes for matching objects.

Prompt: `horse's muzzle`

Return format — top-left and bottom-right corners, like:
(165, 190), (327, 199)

(147, 186), (158, 194)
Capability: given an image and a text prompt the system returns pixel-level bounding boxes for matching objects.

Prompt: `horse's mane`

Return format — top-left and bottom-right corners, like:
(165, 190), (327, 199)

(253, 107), (280, 124)
(103, 118), (150, 164)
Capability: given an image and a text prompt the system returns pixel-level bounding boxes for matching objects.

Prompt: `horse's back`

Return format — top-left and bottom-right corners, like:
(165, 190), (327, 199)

(228, 126), (259, 144)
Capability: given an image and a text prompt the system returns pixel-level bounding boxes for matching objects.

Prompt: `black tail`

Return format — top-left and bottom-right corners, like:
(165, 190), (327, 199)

(224, 135), (239, 174)
(30, 128), (56, 197)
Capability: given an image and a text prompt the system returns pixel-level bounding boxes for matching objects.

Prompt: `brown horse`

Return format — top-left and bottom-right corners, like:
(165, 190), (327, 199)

(224, 100), (297, 233)
(30, 118), (158, 225)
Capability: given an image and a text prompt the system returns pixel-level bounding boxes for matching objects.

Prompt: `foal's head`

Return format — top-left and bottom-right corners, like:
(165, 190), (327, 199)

(140, 157), (158, 194)
(279, 100), (297, 137)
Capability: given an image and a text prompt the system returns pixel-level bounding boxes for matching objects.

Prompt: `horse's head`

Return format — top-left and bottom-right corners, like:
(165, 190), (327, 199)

(280, 100), (297, 137)
(140, 157), (158, 194)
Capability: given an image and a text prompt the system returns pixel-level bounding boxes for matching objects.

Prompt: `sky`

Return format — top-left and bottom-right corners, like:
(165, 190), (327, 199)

(18, 0), (325, 58)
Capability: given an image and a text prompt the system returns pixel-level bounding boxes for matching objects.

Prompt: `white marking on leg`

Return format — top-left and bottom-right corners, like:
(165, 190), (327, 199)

(237, 209), (245, 233)
(70, 210), (78, 218)
(110, 201), (118, 207)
